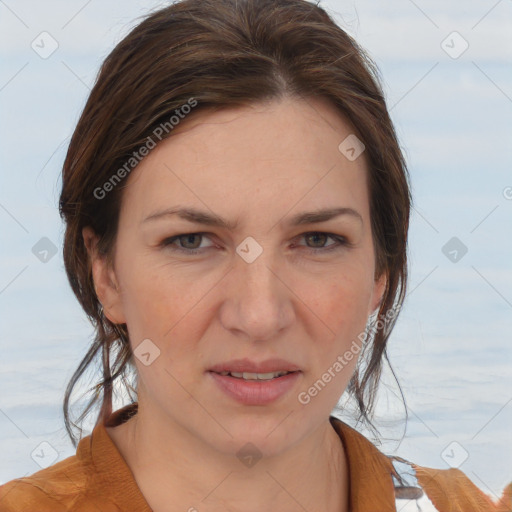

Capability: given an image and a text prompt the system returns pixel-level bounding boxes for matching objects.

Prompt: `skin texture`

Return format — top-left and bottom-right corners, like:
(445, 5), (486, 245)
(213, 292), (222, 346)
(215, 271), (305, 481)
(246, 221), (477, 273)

(83, 96), (386, 512)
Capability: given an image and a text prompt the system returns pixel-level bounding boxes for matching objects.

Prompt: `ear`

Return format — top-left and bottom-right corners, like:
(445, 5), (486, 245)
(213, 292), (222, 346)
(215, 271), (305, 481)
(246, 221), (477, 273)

(369, 271), (387, 316)
(82, 226), (126, 325)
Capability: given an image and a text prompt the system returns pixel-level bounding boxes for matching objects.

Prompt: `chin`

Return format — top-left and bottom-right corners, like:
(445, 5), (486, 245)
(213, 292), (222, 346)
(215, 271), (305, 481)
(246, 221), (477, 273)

(211, 410), (306, 455)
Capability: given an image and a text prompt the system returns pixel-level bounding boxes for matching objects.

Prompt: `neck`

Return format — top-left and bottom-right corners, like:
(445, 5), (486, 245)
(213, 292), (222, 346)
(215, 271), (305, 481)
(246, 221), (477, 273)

(108, 404), (350, 512)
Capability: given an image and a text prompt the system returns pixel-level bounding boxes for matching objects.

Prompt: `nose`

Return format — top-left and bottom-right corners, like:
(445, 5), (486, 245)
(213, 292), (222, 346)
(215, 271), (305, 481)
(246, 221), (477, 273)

(219, 248), (295, 342)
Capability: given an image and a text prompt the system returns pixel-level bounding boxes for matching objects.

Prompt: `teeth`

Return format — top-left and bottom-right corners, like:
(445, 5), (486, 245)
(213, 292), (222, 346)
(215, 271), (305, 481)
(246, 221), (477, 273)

(222, 371), (291, 380)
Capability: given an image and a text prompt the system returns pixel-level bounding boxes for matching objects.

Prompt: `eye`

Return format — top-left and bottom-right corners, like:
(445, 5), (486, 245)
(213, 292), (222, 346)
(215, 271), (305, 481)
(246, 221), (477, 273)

(160, 232), (215, 254)
(160, 231), (348, 255)
(294, 232), (348, 253)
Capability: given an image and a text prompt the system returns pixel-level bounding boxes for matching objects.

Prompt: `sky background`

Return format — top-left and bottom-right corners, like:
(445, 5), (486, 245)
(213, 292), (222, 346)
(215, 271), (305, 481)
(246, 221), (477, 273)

(0, 0), (511, 505)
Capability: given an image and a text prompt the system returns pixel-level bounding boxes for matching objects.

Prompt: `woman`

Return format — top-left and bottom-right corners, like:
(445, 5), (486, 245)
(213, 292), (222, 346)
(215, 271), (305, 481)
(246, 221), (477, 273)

(0, 0), (510, 510)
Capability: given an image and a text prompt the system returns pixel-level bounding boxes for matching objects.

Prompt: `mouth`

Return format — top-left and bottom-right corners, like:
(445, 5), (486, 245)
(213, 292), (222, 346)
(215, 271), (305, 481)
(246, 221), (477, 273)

(208, 369), (302, 405)
(207, 358), (302, 404)
(211, 370), (299, 381)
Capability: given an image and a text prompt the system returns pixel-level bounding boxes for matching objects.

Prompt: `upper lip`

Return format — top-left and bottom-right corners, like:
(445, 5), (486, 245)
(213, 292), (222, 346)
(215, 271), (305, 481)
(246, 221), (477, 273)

(208, 358), (301, 374)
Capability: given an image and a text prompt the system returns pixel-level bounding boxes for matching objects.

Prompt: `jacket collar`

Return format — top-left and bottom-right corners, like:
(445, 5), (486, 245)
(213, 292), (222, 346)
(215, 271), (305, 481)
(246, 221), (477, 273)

(329, 415), (400, 511)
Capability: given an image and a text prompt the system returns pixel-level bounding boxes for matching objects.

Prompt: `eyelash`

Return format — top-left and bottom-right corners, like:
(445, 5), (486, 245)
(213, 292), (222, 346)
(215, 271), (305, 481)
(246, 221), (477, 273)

(160, 232), (348, 255)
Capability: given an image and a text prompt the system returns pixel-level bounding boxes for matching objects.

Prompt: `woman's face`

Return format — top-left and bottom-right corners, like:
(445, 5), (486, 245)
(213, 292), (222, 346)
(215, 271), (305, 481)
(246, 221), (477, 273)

(89, 96), (386, 457)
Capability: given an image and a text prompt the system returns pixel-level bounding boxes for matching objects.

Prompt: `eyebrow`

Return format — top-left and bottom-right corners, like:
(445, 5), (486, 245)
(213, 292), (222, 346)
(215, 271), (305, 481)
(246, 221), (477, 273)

(141, 206), (363, 229)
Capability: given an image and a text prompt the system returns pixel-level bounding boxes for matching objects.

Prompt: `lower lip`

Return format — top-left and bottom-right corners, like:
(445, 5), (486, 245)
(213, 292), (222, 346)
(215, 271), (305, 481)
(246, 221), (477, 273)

(208, 371), (301, 405)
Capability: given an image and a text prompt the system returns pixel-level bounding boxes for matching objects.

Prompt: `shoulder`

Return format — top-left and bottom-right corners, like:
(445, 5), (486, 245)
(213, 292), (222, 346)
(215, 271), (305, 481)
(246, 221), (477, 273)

(329, 416), (511, 511)
(391, 456), (512, 512)
(0, 413), (148, 512)
(0, 476), (71, 511)
(0, 471), (120, 512)
(0, 433), (112, 512)
(0, 452), (121, 512)
(0, 454), (87, 511)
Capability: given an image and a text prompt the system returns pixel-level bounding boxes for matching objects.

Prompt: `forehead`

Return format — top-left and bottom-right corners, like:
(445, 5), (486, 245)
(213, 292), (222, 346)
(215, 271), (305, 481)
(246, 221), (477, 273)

(120, 97), (370, 223)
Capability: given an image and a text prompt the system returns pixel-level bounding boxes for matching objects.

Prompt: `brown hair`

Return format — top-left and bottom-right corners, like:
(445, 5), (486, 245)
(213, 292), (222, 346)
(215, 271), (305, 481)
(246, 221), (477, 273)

(59, 0), (411, 445)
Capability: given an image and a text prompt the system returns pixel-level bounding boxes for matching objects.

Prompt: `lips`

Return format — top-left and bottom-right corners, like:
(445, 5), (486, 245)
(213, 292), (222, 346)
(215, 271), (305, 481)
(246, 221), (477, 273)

(208, 369), (302, 405)
(208, 357), (301, 374)
(207, 358), (302, 405)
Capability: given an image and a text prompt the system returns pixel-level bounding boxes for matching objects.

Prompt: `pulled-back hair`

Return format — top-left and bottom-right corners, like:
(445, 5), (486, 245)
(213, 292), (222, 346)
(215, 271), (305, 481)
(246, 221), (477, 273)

(59, 0), (411, 446)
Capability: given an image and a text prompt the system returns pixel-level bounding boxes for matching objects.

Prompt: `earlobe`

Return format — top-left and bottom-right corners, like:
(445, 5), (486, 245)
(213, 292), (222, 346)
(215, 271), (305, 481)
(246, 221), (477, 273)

(82, 226), (126, 325)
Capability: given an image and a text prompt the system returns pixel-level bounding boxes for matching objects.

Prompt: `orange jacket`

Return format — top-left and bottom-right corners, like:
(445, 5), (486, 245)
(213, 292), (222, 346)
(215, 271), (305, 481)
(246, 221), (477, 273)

(0, 404), (510, 511)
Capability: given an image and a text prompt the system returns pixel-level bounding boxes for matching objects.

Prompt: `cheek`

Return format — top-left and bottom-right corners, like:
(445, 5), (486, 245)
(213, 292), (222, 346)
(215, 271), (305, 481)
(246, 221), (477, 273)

(114, 252), (173, 342)
(298, 262), (374, 340)
(306, 272), (374, 382)
(293, 275), (371, 411)
(116, 255), (217, 356)
(116, 262), (208, 396)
